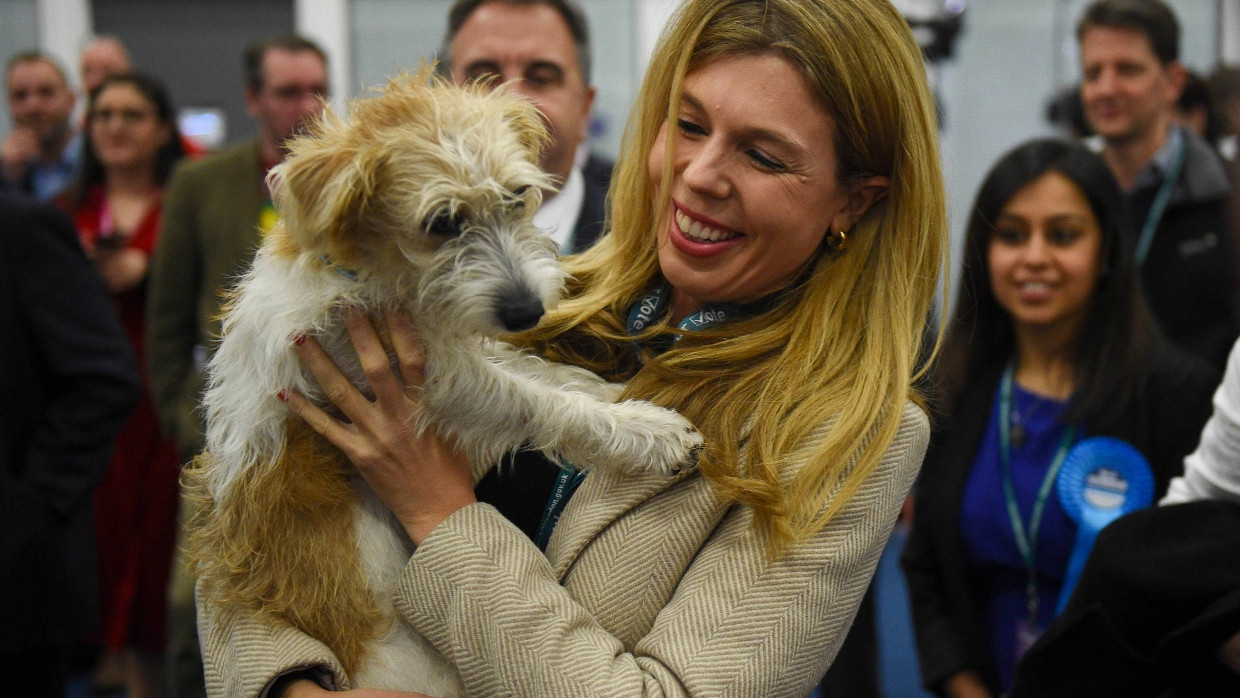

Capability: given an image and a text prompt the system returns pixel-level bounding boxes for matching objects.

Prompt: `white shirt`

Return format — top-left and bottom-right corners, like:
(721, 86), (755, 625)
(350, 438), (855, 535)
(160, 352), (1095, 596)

(1162, 338), (1240, 505)
(533, 166), (585, 254)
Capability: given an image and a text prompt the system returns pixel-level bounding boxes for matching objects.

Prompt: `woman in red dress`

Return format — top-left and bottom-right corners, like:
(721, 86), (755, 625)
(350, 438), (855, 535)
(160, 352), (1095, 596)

(60, 72), (187, 698)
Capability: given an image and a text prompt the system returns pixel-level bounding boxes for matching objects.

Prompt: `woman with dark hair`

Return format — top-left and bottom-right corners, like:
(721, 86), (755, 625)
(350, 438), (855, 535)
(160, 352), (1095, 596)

(58, 71), (188, 698)
(901, 138), (1218, 697)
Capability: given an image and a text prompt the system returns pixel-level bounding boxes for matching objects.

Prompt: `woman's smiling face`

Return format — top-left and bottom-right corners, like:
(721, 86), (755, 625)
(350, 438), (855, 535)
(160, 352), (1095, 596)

(987, 170), (1104, 340)
(648, 52), (882, 321)
(89, 82), (170, 172)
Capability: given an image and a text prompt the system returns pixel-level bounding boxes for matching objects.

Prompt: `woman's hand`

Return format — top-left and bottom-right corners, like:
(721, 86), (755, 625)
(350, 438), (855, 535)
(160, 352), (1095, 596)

(281, 307), (476, 545)
(1220, 629), (1240, 674)
(943, 670), (992, 698)
(94, 246), (148, 293)
(1, 127), (37, 182)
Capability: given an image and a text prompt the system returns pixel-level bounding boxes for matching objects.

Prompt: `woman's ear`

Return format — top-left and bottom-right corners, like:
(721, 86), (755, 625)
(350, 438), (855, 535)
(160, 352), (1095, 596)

(833, 175), (890, 231)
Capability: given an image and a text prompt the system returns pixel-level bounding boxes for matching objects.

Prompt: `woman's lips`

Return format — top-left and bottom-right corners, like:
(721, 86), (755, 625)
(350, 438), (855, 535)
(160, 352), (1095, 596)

(1014, 280), (1054, 302)
(669, 204), (745, 258)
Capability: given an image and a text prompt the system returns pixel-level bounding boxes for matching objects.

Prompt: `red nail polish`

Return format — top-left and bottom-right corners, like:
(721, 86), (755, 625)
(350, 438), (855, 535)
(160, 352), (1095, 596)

(293, 334), (306, 346)
(277, 389), (288, 402)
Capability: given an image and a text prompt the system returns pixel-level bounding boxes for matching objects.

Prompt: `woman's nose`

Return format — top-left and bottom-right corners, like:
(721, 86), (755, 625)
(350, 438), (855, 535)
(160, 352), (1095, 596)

(1019, 233), (1051, 264)
(680, 141), (731, 199)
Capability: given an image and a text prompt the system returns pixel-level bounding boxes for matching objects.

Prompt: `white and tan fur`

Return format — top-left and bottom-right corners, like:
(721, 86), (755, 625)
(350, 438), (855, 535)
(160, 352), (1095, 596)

(187, 69), (702, 694)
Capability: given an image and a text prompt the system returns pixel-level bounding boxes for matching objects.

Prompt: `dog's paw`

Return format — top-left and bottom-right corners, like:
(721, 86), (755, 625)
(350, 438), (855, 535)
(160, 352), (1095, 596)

(600, 400), (705, 476)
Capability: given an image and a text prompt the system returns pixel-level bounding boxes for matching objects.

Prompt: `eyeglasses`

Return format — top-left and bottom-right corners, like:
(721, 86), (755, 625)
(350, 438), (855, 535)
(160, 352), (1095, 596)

(92, 107), (155, 125)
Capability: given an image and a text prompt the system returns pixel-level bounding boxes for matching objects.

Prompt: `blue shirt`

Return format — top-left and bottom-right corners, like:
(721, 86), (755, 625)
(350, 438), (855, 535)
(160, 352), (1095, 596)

(960, 380), (1080, 689)
(27, 132), (81, 202)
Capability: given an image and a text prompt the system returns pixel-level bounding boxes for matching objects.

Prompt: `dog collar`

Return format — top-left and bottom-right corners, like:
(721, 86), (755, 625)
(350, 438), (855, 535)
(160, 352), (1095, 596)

(319, 255), (360, 282)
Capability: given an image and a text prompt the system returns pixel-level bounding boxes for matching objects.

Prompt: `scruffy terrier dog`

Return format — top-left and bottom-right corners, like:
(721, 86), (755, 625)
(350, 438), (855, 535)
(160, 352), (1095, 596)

(187, 68), (702, 694)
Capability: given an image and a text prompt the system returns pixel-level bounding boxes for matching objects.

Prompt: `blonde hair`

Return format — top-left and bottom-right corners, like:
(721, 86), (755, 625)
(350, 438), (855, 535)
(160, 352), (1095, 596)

(522, 0), (946, 552)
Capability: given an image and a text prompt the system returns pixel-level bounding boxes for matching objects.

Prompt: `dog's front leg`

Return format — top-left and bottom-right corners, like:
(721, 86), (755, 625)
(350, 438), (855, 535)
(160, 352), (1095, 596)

(435, 343), (703, 476)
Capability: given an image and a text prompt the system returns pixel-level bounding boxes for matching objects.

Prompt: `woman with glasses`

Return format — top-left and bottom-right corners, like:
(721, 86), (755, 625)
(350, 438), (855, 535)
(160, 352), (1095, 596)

(58, 71), (188, 698)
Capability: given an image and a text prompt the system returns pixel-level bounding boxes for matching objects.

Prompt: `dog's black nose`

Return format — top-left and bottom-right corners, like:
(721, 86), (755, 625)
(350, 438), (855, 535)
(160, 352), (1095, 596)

(498, 296), (546, 332)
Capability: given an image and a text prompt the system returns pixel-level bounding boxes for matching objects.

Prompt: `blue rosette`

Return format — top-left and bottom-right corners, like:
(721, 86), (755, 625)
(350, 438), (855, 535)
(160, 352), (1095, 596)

(1054, 437), (1154, 614)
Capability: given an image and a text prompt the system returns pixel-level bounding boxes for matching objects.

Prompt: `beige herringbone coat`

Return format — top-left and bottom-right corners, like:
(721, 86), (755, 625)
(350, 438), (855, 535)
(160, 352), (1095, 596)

(199, 402), (928, 697)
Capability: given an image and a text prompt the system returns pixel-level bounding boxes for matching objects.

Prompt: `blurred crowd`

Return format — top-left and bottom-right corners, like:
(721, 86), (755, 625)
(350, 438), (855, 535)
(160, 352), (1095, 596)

(2, 1), (1239, 697)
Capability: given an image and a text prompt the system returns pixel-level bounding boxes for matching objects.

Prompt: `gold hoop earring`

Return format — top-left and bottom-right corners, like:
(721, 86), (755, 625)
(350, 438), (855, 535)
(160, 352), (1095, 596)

(827, 228), (848, 252)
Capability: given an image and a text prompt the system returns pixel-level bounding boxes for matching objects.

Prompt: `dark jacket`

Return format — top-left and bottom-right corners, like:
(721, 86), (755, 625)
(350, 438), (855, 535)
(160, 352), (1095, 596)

(901, 344), (1218, 695)
(571, 154), (612, 254)
(1133, 127), (1238, 371)
(0, 193), (139, 651)
(1011, 500), (1240, 697)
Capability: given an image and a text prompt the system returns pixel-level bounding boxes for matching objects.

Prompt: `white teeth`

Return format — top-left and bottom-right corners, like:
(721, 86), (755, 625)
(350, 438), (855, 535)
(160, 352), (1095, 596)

(1020, 282), (1050, 293)
(676, 209), (737, 242)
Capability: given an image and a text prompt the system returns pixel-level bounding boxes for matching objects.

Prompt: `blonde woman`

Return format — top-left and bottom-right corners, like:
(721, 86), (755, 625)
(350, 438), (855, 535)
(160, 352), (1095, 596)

(201, 0), (947, 695)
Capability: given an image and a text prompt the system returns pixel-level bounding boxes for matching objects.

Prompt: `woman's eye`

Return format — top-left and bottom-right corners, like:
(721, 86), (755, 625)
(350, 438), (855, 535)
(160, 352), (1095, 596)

(747, 149), (788, 172)
(676, 118), (706, 136)
(1050, 227), (1080, 245)
(993, 227), (1023, 245)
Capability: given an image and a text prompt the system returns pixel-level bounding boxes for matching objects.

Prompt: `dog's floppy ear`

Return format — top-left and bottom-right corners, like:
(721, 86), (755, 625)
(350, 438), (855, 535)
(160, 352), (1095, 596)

(272, 114), (376, 258)
(502, 97), (550, 165)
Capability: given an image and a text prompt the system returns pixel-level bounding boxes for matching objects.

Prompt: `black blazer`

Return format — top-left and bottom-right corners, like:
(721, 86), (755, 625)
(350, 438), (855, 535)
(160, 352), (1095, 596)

(571, 155), (612, 254)
(901, 345), (1218, 695)
(0, 193), (139, 651)
(1012, 499), (1240, 697)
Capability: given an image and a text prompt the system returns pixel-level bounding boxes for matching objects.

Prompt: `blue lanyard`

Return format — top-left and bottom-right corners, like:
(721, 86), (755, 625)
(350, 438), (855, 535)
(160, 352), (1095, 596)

(625, 285), (746, 336)
(998, 364), (1078, 622)
(625, 284), (763, 364)
(534, 466), (587, 551)
(1134, 135), (1186, 266)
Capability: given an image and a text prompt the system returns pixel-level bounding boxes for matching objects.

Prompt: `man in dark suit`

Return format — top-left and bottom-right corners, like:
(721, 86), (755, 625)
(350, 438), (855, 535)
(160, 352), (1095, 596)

(441, 0), (612, 255)
(144, 35), (330, 698)
(0, 193), (139, 697)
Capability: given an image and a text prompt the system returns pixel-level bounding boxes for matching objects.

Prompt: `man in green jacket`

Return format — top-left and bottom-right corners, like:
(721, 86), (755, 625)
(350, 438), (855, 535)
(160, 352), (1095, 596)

(145, 34), (329, 698)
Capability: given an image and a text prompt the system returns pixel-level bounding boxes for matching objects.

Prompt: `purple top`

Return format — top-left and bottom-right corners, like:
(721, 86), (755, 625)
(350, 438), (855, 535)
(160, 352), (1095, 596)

(961, 380), (1080, 689)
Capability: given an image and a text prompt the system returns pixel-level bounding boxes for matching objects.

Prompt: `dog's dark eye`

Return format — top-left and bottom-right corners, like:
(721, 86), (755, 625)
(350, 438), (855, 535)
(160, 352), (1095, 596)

(425, 210), (463, 236)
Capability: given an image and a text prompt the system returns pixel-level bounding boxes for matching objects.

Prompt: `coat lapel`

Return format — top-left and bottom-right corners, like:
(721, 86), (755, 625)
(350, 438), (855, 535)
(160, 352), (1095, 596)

(545, 463), (702, 580)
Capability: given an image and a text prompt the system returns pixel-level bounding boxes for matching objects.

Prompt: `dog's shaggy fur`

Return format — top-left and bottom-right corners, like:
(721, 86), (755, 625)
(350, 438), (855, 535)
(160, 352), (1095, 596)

(186, 69), (703, 693)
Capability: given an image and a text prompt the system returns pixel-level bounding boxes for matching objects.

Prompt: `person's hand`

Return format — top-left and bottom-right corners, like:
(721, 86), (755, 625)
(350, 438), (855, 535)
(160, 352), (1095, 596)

(1220, 630), (1240, 674)
(281, 307), (476, 545)
(281, 678), (438, 698)
(1, 127), (39, 183)
(93, 246), (148, 293)
(944, 670), (993, 698)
